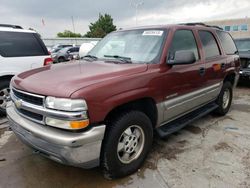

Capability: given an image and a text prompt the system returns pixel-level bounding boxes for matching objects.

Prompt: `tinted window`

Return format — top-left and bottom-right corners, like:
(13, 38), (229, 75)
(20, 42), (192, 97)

(233, 25), (239, 31)
(216, 31), (237, 55)
(73, 47), (79, 52)
(0, 31), (46, 57)
(241, 24), (248, 31)
(225, 26), (231, 31)
(169, 30), (199, 61)
(199, 31), (220, 59)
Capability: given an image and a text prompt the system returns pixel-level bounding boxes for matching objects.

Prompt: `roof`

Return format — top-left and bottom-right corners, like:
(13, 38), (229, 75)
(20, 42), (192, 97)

(0, 24), (36, 33)
(117, 23), (224, 32)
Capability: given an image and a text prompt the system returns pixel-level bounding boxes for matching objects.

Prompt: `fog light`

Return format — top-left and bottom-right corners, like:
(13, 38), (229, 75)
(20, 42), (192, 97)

(45, 117), (89, 130)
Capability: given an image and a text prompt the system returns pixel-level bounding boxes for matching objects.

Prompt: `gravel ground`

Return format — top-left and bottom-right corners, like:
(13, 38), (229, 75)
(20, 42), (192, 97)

(0, 86), (249, 188)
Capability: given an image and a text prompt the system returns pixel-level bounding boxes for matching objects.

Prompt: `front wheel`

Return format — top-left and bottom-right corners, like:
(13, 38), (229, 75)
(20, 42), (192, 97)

(0, 79), (11, 116)
(214, 82), (233, 116)
(101, 111), (153, 179)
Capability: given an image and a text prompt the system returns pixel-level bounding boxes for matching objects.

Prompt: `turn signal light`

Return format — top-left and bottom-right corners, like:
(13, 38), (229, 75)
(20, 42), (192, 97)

(213, 64), (221, 71)
(70, 120), (90, 129)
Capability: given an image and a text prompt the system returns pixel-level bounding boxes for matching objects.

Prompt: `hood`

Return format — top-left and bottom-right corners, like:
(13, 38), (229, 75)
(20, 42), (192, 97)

(12, 60), (148, 98)
(239, 51), (250, 59)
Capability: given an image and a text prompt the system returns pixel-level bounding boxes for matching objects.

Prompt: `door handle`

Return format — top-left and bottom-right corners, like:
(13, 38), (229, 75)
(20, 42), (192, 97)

(199, 67), (205, 76)
(221, 63), (226, 69)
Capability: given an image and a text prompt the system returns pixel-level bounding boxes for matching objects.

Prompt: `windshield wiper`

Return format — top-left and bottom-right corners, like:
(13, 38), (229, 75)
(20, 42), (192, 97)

(104, 55), (132, 63)
(81, 55), (98, 60)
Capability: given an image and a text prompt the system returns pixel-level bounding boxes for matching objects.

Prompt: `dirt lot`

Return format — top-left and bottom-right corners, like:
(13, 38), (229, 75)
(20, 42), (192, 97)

(0, 86), (249, 188)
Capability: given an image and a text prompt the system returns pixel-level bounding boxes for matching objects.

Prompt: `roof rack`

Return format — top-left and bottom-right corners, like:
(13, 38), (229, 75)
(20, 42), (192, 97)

(180, 22), (223, 30)
(0, 24), (23, 29)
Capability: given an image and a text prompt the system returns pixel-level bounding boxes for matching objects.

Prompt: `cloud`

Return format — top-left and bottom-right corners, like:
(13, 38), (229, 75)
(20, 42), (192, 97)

(0, 0), (249, 37)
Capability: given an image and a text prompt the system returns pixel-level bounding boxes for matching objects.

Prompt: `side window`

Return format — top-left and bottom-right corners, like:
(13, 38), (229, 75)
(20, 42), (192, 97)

(216, 31), (237, 55)
(0, 31), (46, 57)
(169, 30), (199, 61)
(198, 31), (220, 59)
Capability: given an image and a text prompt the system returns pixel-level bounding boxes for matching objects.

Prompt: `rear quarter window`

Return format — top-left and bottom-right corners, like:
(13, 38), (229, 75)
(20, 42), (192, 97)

(0, 31), (48, 57)
(216, 31), (238, 55)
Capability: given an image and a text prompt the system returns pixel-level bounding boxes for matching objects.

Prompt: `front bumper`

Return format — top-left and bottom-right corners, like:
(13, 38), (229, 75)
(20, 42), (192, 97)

(7, 103), (106, 169)
(239, 69), (250, 80)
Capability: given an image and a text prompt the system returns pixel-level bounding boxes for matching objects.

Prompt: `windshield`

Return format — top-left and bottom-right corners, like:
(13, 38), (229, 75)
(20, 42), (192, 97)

(88, 29), (167, 63)
(235, 39), (250, 52)
(51, 48), (61, 53)
(59, 47), (71, 53)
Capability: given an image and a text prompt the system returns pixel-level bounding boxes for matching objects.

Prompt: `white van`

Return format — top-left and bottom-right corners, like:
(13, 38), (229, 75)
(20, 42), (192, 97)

(79, 41), (99, 58)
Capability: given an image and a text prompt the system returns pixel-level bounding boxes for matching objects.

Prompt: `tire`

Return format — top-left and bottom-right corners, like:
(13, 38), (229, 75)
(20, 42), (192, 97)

(214, 82), (233, 116)
(0, 79), (11, 116)
(58, 57), (65, 62)
(101, 111), (153, 179)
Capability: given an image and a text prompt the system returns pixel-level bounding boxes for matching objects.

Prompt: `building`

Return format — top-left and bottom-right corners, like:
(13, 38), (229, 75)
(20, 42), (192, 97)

(204, 18), (250, 39)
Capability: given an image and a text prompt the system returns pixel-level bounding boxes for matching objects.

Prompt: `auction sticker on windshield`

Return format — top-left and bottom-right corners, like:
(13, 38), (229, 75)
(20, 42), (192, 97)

(142, 30), (163, 36)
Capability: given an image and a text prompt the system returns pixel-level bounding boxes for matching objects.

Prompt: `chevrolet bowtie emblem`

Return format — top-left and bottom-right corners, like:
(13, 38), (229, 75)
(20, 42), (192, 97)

(15, 99), (23, 109)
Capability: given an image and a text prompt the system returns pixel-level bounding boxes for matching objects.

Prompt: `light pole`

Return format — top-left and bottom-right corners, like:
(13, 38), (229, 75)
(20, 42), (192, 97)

(71, 16), (77, 45)
(130, 0), (144, 26)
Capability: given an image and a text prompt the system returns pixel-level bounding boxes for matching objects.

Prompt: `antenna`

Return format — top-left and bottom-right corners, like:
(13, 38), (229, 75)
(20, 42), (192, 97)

(130, 0), (144, 26)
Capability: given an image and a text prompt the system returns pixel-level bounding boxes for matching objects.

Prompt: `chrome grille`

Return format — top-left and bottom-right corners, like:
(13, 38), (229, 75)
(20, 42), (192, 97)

(12, 88), (44, 106)
(17, 108), (44, 121)
(11, 87), (45, 124)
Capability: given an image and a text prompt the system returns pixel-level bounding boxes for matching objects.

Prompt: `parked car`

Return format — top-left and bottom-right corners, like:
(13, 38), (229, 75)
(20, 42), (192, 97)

(79, 41), (99, 58)
(0, 24), (52, 115)
(51, 46), (80, 63)
(7, 23), (240, 179)
(234, 38), (250, 81)
(49, 44), (73, 52)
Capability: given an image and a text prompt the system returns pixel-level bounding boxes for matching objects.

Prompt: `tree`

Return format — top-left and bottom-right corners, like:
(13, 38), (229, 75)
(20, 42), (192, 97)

(57, 30), (82, 38)
(84, 13), (116, 38)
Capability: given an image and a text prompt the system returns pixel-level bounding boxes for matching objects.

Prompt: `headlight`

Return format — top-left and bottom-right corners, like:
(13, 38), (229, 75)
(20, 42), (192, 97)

(45, 97), (87, 111)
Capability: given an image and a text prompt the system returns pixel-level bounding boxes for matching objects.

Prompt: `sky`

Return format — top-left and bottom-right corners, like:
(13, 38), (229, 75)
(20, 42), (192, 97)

(0, 0), (250, 38)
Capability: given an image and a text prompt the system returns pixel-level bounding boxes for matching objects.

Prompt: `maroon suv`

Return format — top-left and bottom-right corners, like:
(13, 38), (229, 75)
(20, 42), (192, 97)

(7, 23), (240, 179)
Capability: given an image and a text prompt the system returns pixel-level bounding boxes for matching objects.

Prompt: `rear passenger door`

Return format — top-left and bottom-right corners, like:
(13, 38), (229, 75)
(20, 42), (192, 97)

(198, 30), (227, 101)
(162, 29), (205, 123)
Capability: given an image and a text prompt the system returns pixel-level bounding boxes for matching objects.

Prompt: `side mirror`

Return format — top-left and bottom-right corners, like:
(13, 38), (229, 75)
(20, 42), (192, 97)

(167, 50), (196, 65)
(67, 50), (71, 54)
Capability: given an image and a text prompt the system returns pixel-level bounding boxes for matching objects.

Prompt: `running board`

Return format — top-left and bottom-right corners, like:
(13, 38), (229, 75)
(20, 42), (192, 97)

(156, 103), (218, 138)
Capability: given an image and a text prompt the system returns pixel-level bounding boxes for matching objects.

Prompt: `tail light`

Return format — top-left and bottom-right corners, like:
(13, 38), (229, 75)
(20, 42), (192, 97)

(44, 57), (53, 66)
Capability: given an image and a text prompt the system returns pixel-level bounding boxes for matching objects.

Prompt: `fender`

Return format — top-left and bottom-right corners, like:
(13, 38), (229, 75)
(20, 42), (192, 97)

(87, 87), (159, 123)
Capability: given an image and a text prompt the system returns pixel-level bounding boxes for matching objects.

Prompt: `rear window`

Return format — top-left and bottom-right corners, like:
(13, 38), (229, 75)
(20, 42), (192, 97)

(0, 31), (48, 57)
(198, 31), (220, 59)
(216, 31), (238, 55)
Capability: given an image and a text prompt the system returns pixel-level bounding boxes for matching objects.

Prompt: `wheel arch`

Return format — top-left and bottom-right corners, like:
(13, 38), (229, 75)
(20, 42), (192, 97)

(104, 97), (158, 129)
(223, 72), (236, 86)
(0, 75), (14, 82)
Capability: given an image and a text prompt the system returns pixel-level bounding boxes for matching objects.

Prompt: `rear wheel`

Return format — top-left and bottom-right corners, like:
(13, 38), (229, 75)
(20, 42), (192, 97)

(214, 82), (233, 116)
(101, 111), (153, 179)
(0, 79), (11, 116)
(58, 57), (65, 62)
